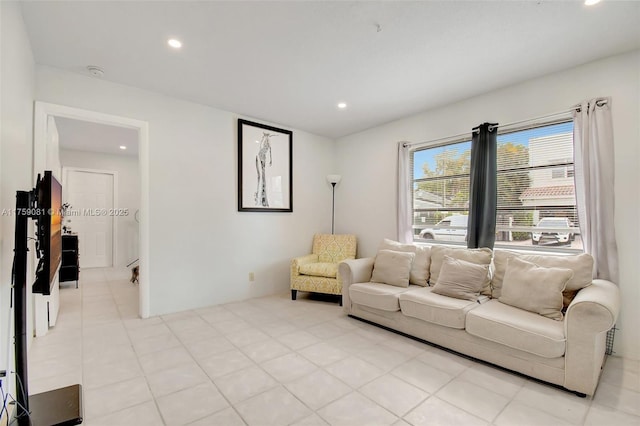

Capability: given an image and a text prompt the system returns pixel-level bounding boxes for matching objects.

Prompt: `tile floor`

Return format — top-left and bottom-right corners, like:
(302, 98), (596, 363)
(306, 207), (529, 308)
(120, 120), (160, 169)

(25, 268), (640, 426)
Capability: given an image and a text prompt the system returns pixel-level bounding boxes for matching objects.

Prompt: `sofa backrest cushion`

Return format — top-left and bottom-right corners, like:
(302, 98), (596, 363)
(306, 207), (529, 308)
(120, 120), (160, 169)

(429, 246), (492, 290)
(431, 255), (489, 302)
(499, 257), (573, 321)
(313, 234), (357, 263)
(371, 249), (415, 288)
(379, 239), (431, 286)
(491, 250), (593, 305)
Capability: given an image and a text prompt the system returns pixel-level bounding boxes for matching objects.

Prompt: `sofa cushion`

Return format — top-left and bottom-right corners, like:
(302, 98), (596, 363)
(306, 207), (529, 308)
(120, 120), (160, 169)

(466, 300), (566, 359)
(491, 250), (593, 306)
(371, 249), (415, 288)
(499, 257), (572, 321)
(349, 282), (412, 312)
(379, 239), (431, 286)
(432, 255), (489, 302)
(429, 246), (492, 291)
(298, 262), (338, 278)
(398, 287), (481, 329)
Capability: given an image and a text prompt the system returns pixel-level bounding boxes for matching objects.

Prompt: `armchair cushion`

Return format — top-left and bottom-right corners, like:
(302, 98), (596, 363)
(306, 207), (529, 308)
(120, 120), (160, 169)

(299, 262), (338, 278)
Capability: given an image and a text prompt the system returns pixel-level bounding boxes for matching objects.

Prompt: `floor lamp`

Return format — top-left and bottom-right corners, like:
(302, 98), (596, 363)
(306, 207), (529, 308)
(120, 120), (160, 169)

(327, 174), (341, 234)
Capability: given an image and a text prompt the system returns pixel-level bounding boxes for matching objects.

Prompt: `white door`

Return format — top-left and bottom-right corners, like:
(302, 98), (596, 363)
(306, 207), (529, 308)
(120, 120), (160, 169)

(65, 169), (115, 268)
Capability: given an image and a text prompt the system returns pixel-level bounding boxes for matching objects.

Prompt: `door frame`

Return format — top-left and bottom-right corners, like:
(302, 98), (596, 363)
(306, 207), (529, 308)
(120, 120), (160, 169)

(34, 101), (150, 318)
(62, 167), (119, 269)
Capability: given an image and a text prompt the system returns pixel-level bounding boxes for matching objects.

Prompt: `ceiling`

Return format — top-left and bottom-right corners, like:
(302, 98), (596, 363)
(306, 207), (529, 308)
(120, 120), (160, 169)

(21, 1), (640, 139)
(55, 117), (139, 157)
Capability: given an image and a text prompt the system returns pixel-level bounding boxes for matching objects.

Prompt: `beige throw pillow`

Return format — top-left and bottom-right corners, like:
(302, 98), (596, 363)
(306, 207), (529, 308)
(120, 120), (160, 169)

(371, 249), (415, 288)
(491, 250), (593, 306)
(498, 257), (573, 321)
(379, 239), (431, 286)
(431, 255), (489, 301)
(429, 246), (492, 290)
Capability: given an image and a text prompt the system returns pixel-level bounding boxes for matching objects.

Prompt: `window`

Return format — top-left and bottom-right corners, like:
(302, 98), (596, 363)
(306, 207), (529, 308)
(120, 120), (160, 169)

(495, 120), (579, 252)
(411, 119), (580, 252)
(412, 139), (471, 245)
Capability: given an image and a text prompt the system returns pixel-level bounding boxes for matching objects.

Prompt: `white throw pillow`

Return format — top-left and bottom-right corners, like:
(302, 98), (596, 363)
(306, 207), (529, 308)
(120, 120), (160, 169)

(371, 249), (415, 288)
(498, 257), (573, 321)
(431, 255), (489, 301)
(379, 239), (431, 286)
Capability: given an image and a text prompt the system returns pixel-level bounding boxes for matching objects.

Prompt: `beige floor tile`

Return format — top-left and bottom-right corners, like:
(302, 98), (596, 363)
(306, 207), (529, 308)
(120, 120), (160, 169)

(261, 352), (318, 383)
(132, 332), (182, 356)
(145, 362), (209, 397)
(593, 382), (640, 417)
(187, 407), (246, 426)
(415, 348), (472, 376)
(225, 327), (271, 347)
(360, 374), (429, 417)
(404, 396), (488, 426)
(324, 356), (384, 388)
(285, 369), (352, 410)
(391, 358), (452, 394)
(278, 330), (322, 350)
(436, 378), (510, 422)
(83, 357), (143, 389)
(291, 413), (330, 426)
(156, 382), (229, 425)
(317, 391), (398, 426)
(585, 403), (640, 426)
(299, 342), (350, 367)
(86, 400), (164, 426)
(238, 338), (291, 364)
(137, 345), (194, 374)
(83, 376), (152, 419)
(235, 386), (312, 426)
(514, 380), (591, 424)
(495, 400), (574, 426)
(198, 348), (254, 379)
(183, 335), (235, 359)
(458, 363), (526, 398)
(214, 365), (278, 403)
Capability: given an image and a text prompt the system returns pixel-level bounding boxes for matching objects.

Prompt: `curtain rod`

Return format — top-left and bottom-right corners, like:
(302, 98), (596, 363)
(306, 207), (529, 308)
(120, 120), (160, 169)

(404, 98), (608, 149)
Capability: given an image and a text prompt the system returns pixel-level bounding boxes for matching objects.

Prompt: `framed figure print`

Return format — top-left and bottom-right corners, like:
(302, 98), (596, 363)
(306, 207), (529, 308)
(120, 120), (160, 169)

(238, 119), (293, 212)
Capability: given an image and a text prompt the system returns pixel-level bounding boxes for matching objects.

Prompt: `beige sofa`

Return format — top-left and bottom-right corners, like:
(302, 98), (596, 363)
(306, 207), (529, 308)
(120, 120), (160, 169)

(339, 244), (620, 396)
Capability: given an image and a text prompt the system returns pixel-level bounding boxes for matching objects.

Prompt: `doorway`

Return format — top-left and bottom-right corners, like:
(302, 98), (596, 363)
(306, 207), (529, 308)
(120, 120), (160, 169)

(63, 168), (116, 268)
(34, 102), (150, 318)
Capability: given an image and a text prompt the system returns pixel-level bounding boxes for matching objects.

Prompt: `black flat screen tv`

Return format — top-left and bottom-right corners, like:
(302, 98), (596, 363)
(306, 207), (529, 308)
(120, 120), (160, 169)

(33, 171), (62, 295)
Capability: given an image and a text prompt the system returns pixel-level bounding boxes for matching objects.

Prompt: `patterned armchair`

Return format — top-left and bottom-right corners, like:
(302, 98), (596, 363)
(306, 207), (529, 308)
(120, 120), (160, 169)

(290, 234), (357, 305)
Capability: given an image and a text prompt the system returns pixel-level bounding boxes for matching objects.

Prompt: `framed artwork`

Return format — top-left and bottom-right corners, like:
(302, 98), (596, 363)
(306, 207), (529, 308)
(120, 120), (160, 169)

(238, 119), (293, 212)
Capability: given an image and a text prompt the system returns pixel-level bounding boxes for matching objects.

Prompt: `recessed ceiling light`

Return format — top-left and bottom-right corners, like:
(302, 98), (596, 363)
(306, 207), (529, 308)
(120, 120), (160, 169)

(86, 65), (104, 77)
(119, 145), (127, 150)
(584, 0), (601, 5)
(337, 102), (347, 109)
(168, 38), (182, 49)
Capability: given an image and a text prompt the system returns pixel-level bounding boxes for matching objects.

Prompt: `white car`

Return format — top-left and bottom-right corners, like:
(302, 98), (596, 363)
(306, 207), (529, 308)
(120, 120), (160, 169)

(419, 215), (468, 242)
(531, 217), (575, 245)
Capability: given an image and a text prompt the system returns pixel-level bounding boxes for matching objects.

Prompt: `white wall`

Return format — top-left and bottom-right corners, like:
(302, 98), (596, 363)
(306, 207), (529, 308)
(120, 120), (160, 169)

(35, 66), (335, 315)
(0, 0), (36, 401)
(335, 50), (640, 360)
(60, 149), (141, 267)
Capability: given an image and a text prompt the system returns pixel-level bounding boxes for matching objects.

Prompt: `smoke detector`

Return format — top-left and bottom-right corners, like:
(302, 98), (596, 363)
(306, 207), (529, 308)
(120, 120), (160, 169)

(86, 66), (104, 77)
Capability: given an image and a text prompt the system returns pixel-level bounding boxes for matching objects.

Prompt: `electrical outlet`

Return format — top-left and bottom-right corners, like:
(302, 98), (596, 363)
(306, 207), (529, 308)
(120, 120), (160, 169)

(249, 272), (255, 282)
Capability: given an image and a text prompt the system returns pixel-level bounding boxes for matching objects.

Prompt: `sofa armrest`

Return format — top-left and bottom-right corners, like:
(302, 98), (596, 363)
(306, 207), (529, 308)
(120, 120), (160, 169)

(563, 279), (620, 395)
(339, 257), (375, 313)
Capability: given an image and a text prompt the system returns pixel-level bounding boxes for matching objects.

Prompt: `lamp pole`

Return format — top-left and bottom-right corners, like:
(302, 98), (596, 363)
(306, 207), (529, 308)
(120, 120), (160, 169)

(326, 174), (341, 235)
(331, 182), (337, 234)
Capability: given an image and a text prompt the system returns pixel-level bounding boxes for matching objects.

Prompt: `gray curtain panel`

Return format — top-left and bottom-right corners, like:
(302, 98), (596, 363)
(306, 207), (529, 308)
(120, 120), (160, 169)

(467, 123), (498, 249)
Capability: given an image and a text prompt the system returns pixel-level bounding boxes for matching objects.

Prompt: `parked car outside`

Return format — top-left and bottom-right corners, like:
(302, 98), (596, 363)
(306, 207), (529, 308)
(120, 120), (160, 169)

(419, 215), (468, 242)
(531, 217), (575, 245)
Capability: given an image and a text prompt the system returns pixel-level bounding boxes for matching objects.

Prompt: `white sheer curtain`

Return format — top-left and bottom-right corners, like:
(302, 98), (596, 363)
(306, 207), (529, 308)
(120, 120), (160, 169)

(573, 97), (618, 283)
(397, 142), (413, 243)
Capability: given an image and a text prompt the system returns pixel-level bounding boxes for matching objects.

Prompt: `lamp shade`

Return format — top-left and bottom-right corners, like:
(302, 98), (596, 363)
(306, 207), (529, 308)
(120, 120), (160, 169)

(326, 174), (342, 185)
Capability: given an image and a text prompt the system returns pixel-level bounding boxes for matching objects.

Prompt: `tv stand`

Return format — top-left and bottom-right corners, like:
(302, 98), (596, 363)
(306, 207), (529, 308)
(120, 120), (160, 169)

(28, 385), (83, 426)
(13, 190), (83, 426)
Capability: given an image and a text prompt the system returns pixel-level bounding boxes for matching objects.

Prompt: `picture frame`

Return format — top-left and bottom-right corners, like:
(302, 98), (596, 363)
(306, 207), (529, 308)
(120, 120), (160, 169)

(238, 119), (293, 212)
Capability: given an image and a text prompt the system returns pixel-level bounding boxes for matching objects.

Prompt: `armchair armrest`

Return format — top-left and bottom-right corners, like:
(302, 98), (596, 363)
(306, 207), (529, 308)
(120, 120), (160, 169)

(563, 279), (620, 395)
(291, 254), (319, 276)
(339, 257), (375, 313)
